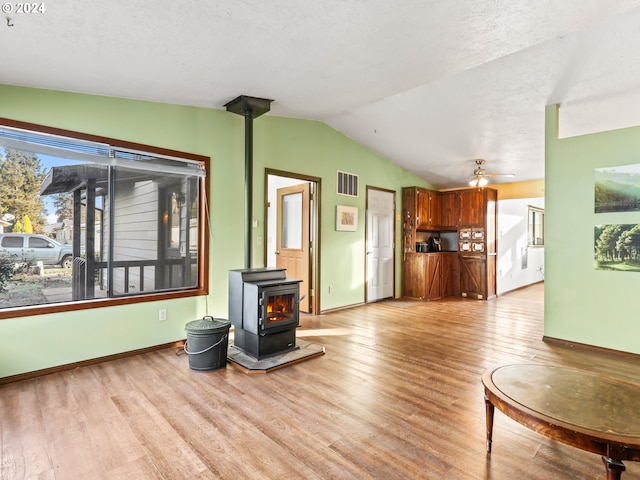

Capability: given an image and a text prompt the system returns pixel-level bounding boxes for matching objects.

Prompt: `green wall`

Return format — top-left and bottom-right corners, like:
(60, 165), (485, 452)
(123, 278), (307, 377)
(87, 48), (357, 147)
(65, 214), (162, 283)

(0, 84), (430, 377)
(545, 104), (640, 354)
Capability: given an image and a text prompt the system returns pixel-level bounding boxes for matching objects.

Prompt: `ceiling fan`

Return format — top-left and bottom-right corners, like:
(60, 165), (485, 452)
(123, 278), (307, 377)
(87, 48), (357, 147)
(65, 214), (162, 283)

(468, 159), (515, 187)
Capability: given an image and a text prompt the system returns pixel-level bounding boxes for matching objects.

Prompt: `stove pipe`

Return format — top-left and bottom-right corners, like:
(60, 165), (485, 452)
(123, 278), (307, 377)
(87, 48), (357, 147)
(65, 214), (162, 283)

(225, 95), (273, 269)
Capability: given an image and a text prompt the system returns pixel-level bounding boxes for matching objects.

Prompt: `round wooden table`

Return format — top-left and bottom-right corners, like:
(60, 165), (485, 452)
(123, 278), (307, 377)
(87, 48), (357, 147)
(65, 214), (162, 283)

(482, 364), (640, 480)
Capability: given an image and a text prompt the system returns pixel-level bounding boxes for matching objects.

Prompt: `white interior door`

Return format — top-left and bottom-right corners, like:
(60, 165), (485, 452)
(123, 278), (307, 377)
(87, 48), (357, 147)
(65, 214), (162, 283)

(366, 188), (395, 302)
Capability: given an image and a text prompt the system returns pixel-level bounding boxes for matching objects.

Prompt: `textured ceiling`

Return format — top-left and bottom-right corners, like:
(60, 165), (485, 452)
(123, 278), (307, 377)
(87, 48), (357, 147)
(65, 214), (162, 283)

(3, 1), (640, 188)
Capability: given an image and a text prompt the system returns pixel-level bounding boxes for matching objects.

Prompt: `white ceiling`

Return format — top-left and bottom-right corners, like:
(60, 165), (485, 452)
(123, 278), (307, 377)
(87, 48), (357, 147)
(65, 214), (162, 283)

(3, 1), (640, 189)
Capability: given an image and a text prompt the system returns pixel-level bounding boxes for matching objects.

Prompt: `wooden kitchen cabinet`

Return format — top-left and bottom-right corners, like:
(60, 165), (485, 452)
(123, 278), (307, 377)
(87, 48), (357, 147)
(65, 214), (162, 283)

(402, 253), (442, 301)
(440, 188), (491, 229)
(402, 253), (426, 299)
(403, 187), (441, 231)
(459, 187), (497, 299)
(424, 189), (441, 229)
(458, 188), (484, 226)
(460, 255), (485, 299)
(425, 253), (442, 300)
(460, 254), (496, 300)
(401, 184), (497, 301)
(416, 189), (430, 229)
(441, 252), (459, 297)
(457, 187), (498, 228)
(440, 191), (459, 229)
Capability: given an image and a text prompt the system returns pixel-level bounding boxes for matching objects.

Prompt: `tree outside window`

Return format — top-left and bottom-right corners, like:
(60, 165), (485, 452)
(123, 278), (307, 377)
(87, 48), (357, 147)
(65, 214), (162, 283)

(0, 120), (209, 318)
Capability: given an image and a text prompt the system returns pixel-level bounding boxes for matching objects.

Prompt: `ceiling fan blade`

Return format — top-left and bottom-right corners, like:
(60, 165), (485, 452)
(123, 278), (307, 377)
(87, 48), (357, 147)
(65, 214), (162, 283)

(467, 160), (515, 185)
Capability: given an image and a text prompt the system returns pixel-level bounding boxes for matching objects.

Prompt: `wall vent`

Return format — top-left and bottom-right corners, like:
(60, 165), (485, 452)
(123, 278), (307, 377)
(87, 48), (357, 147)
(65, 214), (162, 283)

(337, 170), (359, 197)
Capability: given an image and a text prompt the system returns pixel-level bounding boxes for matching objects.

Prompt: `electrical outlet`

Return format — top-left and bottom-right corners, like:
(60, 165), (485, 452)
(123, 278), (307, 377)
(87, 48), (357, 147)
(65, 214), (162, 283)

(159, 309), (167, 321)
(328, 285), (333, 294)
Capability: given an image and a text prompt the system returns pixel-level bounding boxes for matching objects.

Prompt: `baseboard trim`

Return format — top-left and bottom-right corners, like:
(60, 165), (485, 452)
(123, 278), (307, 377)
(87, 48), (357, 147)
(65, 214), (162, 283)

(319, 302), (366, 315)
(543, 336), (640, 361)
(498, 280), (544, 297)
(0, 340), (186, 385)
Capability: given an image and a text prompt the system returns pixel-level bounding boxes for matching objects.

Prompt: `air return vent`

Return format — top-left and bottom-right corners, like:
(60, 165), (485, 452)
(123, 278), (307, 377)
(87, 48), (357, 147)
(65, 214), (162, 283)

(337, 170), (359, 197)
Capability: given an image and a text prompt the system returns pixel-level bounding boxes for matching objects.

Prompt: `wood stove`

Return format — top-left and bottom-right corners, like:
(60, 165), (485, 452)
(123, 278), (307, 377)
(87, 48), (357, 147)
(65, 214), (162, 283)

(229, 268), (302, 359)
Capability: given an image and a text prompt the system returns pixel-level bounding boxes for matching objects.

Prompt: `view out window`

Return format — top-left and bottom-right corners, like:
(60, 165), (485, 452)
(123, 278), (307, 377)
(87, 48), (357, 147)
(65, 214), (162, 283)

(0, 119), (209, 318)
(528, 206), (544, 246)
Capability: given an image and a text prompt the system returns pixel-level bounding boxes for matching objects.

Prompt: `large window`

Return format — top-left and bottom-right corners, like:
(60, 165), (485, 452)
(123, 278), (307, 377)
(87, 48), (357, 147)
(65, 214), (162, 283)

(0, 118), (209, 318)
(528, 206), (544, 247)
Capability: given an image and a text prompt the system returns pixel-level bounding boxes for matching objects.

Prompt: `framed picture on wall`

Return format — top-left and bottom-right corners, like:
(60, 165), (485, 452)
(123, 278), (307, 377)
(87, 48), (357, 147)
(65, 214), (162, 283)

(595, 162), (640, 213)
(336, 205), (358, 231)
(595, 223), (640, 272)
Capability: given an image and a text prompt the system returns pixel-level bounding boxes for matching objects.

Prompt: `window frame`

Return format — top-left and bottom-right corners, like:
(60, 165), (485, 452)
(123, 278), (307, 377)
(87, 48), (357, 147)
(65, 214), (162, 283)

(0, 117), (210, 320)
(528, 205), (545, 247)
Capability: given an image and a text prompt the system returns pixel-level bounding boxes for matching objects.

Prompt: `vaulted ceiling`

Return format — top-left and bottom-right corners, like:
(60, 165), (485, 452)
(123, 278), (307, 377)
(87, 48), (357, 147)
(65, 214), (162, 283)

(3, 1), (640, 189)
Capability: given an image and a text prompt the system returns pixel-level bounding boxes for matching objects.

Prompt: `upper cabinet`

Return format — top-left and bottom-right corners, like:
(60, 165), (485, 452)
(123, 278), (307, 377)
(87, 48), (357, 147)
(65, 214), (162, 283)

(440, 191), (459, 229)
(420, 189), (441, 229)
(458, 188), (485, 226)
(404, 187), (441, 231)
(402, 185), (497, 232)
(433, 188), (489, 229)
(457, 188), (498, 228)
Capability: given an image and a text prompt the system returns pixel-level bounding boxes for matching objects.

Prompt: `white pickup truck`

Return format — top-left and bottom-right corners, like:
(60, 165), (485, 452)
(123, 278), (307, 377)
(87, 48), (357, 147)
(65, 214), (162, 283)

(0, 234), (74, 268)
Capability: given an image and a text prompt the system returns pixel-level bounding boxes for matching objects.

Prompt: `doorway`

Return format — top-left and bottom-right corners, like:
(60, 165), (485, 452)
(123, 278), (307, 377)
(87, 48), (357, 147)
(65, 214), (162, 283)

(366, 187), (396, 302)
(265, 169), (320, 314)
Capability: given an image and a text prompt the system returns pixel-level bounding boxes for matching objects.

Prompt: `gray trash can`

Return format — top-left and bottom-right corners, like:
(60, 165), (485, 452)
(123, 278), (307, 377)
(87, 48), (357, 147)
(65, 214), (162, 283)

(184, 316), (230, 371)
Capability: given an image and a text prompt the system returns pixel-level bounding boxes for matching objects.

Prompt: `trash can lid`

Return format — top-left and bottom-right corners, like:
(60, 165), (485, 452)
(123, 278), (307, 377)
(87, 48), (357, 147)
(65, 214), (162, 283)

(185, 317), (230, 334)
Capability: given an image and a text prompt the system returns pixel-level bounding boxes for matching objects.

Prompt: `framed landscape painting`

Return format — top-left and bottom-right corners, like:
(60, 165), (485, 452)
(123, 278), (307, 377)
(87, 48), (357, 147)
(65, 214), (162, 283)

(595, 223), (640, 272)
(595, 162), (640, 213)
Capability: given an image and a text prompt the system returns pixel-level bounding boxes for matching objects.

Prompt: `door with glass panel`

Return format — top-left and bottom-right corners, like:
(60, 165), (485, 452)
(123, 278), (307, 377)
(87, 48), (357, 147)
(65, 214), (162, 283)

(276, 183), (310, 312)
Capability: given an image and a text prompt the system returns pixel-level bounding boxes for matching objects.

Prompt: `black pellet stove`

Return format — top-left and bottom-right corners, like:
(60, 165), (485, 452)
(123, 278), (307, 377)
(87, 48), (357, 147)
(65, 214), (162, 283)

(229, 268), (302, 359)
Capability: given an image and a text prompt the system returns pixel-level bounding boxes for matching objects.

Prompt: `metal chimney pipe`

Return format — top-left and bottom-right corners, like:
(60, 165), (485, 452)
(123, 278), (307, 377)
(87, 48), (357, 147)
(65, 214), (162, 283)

(225, 95), (273, 269)
(243, 108), (253, 269)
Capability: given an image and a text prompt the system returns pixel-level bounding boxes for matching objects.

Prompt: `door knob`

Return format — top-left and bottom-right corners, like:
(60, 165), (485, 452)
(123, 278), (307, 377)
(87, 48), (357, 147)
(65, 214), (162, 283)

(275, 250), (280, 255)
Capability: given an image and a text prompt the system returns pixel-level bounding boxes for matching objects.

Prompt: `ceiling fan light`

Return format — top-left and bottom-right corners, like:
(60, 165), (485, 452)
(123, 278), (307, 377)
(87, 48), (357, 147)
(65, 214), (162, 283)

(469, 176), (489, 187)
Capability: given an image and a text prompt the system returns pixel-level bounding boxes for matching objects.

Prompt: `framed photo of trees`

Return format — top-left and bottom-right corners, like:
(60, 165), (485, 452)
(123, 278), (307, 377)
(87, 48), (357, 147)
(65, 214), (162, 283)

(594, 163), (640, 271)
(595, 224), (640, 271)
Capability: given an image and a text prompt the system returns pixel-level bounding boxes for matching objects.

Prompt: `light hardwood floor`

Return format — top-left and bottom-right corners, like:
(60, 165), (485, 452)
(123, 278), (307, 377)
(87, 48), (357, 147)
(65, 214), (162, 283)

(2, 283), (639, 479)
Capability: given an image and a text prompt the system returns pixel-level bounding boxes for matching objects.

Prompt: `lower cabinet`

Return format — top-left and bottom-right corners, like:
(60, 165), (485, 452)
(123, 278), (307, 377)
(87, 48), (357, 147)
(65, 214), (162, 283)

(441, 252), (460, 297)
(402, 253), (427, 299)
(402, 253), (451, 301)
(459, 254), (496, 300)
(425, 254), (442, 300)
(403, 252), (495, 301)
